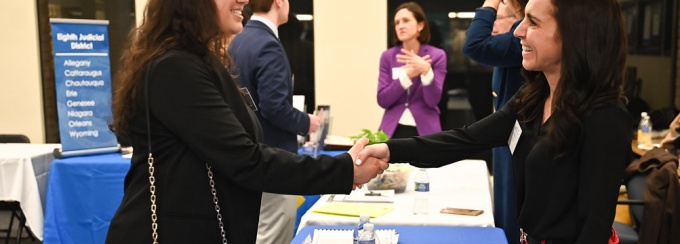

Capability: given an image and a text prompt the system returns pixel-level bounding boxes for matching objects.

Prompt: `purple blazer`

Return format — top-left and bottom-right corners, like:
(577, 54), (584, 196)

(377, 44), (447, 137)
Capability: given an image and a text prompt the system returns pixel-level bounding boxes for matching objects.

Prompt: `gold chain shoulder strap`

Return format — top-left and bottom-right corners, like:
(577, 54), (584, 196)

(206, 164), (227, 243)
(148, 154), (159, 243)
(144, 61), (227, 243)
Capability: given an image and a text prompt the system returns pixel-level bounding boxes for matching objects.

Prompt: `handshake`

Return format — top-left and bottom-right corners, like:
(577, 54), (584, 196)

(347, 138), (392, 189)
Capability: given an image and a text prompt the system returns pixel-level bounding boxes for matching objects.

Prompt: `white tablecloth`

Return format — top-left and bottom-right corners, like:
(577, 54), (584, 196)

(298, 160), (494, 231)
(0, 143), (60, 240)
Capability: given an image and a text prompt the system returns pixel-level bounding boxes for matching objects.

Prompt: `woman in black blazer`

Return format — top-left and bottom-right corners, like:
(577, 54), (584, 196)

(359, 0), (630, 243)
(106, 0), (387, 243)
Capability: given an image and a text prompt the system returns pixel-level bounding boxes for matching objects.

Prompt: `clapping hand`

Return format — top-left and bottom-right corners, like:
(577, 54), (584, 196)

(347, 138), (389, 189)
(396, 49), (432, 78)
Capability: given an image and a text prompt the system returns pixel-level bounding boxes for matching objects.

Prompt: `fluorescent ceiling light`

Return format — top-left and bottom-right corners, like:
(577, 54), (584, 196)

(448, 12), (476, 19)
(457, 12), (476, 18)
(296, 14), (313, 21)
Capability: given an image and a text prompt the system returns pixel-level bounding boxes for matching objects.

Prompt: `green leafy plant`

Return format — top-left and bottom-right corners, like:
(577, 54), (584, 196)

(348, 129), (389, 145)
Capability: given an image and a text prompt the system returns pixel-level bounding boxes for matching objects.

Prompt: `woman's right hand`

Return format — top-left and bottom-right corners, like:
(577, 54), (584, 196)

(482, 0), (502, 10)
(397, 49), (432, 78)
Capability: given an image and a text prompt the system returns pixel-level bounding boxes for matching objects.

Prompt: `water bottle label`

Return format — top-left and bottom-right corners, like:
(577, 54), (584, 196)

(357, 240), (375, 244)
(641, 127), (650, 133)
(415, 182), (429, 192)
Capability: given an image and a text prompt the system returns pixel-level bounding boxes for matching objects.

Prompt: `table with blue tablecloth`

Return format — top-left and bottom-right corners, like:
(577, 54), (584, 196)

(43, 153), (129, 244)
(42, 150), (345, 243)
(292, 225), (508, 244)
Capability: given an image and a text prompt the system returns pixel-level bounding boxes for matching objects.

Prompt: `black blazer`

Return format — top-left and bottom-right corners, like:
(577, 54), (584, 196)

(106, 50), (353, 244)
(229, 20), (309, 152)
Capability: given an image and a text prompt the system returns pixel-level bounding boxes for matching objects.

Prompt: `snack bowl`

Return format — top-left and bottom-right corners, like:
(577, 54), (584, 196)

(366, 165), (412, 193)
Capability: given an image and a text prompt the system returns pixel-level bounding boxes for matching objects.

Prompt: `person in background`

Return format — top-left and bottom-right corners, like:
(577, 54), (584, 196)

(492, 0), (522, 35)
(359, 0), (629, 242)
(462, 0), (526, 241)
(378, 2), (447, 138)
(106, 0), (387, 243)
(228, 0), (320, 243)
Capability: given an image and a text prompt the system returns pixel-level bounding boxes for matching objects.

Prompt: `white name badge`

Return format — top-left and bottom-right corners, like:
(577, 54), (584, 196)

(392, 67), (405, 80)
(508, 120), (522, 155)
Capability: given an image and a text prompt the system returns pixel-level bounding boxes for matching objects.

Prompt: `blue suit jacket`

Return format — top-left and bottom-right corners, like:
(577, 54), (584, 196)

(229, 20), (309, 152)
(462, 9), (524, 110)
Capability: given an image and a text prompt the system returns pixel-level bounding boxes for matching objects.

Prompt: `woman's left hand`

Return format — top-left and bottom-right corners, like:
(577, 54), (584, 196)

(397, 49), (432, 78)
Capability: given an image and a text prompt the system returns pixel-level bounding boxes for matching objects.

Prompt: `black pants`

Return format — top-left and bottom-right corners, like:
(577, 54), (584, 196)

(392, 124), (418, 138)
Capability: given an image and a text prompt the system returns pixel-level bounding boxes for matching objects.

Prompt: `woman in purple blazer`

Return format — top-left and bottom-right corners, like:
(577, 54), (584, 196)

(378, 2), (447, 138)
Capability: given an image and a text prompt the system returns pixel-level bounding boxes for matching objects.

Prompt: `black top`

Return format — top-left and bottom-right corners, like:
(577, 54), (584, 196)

(387, 95), (631, 243)
(106, 50), (353, 244)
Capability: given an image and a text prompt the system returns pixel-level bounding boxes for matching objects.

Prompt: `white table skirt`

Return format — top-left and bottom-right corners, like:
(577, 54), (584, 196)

(298, 159), (494, 231)
(0, 143), (60, 240)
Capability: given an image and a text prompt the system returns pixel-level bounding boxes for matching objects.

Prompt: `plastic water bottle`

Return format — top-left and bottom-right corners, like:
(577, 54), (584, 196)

(356, 223), (377, 244)
(413, 168), (429, 215)
(637, 112), (653, 150)
(353, 214), (371, 244)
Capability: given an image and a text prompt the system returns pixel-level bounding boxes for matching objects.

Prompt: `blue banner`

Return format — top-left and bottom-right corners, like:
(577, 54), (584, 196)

(51, 19), (118, 152)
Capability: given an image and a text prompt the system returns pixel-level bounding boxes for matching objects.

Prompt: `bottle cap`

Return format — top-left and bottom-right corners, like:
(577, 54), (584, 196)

(363, 223), (374, 231)
(641, 112), (648, 117)
(359, 214), (370, 221)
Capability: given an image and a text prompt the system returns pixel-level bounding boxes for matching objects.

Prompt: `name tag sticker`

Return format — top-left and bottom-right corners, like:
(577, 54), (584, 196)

(508, 120), (522, 155)
(392, 67), (404, 80)
(239, 87), (258, 111)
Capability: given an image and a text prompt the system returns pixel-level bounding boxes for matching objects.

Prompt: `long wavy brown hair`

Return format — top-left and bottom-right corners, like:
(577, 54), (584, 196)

(110, 0), (232, 135)
(514, 0), (627, 157)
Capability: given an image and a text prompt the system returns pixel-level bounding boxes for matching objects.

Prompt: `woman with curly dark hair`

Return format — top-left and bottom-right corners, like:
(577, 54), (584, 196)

(360, 0), (629, 242)
(106, 0), (386, 243)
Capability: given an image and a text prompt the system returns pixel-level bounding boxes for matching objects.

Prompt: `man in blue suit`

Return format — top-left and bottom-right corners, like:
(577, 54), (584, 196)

(229, 0), (320, 243)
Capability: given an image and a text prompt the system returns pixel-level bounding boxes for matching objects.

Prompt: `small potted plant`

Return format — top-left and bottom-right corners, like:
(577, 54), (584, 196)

(349, 129), (411, 193)
(348, 129), (389, 145)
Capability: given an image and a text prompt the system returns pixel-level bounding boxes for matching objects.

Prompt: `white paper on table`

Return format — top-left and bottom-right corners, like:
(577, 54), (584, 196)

(293, 95), (306, 146)
(336, 189), (395, 203)
(312, 229), (398, 244)
(293, 95), (306, 112)
(302, 234), (312, 244)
